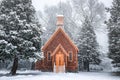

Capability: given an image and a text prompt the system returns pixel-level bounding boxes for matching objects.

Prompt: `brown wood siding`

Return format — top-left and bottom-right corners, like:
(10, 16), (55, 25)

(45, 31), (76, 53)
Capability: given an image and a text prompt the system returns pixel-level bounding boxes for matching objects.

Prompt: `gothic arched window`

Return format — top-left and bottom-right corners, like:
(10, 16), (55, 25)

(47, 51), (51, 61)
(69, 51), (73, 61)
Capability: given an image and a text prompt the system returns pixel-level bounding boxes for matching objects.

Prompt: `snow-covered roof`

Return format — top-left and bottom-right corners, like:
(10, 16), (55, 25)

(56, 15), (64, 17)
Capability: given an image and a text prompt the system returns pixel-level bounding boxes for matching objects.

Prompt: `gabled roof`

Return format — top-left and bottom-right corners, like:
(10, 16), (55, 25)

(42, 27), (78, 51)
(51, 44), (69, 56)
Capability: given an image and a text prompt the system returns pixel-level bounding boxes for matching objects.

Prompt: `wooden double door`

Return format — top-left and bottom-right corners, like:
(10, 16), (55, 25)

(55, 51), (65, 72)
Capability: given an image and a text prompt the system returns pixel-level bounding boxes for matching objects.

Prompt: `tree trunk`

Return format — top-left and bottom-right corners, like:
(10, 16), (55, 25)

(83, 60), (90, 71)
(31, 62), (35, 70)
(87, 61), (90, 72)
(10, 55), (18, 75)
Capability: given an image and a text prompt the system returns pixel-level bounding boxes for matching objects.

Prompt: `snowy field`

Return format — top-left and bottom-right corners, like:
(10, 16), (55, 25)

(0, 70), (120, 80)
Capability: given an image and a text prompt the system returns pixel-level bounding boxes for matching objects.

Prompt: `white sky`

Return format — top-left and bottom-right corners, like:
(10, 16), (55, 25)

(32, 0), (113, 11)
(32, 0), (66, 11)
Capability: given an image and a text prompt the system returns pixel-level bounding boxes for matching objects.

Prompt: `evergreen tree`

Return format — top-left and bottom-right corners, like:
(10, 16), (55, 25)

(106, 0), (120, 64)
(78, 17), (100, 71)
(0, 0), (42, 75)
(72, 0), (106, 44)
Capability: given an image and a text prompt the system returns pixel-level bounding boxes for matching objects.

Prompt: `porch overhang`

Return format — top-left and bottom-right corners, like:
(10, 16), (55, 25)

(51, 44), (69, 57)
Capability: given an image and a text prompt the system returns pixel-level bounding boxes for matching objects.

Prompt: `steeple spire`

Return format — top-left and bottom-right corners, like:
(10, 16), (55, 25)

(56, 0), (64, 28)
(60, 0), (62, 14)
(59, 0), (63, 15)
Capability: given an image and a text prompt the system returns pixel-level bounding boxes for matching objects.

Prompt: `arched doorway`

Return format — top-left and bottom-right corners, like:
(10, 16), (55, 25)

(55, 51), (65, 73)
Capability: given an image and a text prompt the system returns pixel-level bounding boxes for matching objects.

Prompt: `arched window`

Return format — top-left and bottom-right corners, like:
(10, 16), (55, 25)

(69, 51), (73, 61)
(47, 52), (51, 61)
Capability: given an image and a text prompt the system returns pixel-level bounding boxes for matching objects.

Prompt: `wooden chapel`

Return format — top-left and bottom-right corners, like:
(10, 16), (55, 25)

(35, 15), (79, 72)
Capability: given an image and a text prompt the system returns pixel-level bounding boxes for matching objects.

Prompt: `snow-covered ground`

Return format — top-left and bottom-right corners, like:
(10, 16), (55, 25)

(0, 70), (120, 80)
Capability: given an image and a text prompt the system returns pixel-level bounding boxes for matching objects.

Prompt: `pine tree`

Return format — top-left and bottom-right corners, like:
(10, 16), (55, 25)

(106, 0), (120, 65)
(78, 17), (100, 71)
(0, 0), (42, 75)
